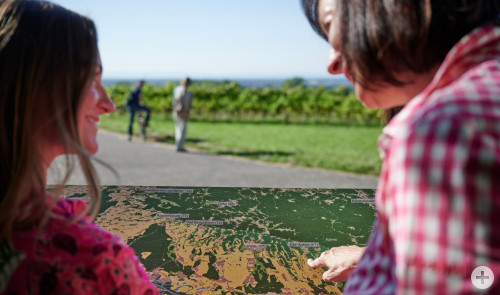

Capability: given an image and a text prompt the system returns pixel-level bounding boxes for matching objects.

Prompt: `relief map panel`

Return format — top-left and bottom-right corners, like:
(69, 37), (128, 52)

(60, 186), (376, 295)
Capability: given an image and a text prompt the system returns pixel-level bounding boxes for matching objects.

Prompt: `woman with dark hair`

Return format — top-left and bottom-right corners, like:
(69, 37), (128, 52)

(0, 1), (157, 293)
(302, 0), (500, 293)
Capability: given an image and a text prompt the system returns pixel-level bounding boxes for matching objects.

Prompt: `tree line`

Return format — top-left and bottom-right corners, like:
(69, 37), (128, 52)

(106, 79), (383, 124)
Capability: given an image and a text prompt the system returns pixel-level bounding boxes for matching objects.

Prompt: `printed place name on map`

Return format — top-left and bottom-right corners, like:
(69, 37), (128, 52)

(156, 213), (189, 219)
(351, 199), (375, 204)
(244, 243), (268, 249)
(217, 201), (237, 207)
(145, 188), (194, 194)
(288, 242), (320, 248)
(185, 220), (224, 226)
(66, 197), (89, 202)
(325, 238), (337, 241)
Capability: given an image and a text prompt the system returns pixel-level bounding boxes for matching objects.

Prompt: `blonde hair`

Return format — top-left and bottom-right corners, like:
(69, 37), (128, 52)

(0, 0), (101, 240)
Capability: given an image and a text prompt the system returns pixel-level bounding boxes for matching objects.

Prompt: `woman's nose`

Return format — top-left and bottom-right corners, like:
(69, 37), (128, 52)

(98, 86), (116, 114)
(327, 48), (343, 75)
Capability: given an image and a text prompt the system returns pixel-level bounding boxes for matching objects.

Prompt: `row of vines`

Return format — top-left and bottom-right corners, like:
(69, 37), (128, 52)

(105, 80), (383, 124)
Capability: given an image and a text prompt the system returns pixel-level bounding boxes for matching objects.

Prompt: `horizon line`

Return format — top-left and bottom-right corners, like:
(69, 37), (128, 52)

(102, 76), (348, 81)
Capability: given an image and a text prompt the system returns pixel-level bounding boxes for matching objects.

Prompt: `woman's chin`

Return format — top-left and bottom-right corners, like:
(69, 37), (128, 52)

(83, 140), (98, 155)
(358, 99), (378, 109)
(354, 86), (384, 109)
(355, 93), (379, 109)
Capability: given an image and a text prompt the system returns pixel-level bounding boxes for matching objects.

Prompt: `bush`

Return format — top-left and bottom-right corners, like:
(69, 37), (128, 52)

(105, 80), (383, 124)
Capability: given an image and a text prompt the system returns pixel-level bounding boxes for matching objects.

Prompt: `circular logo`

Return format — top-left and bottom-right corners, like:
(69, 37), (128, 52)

(471, 266), (494, 290)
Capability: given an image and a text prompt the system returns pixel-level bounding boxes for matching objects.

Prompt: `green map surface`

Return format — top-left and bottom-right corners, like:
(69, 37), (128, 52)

(61, 186), (376, 295)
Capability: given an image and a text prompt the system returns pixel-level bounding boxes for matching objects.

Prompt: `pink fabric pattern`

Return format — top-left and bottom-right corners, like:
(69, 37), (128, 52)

(344, 26), (500, 294)
(4, 196), (158, 295)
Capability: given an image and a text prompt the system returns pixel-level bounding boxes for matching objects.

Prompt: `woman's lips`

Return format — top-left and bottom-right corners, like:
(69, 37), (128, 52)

(86, 116), (99, 128)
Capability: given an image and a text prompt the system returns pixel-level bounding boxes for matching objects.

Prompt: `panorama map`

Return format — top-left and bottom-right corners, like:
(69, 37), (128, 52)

(60, 186), (376, 295)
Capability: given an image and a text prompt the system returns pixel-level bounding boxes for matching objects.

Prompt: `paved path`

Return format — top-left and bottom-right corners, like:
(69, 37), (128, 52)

(48, 130), (378, 188)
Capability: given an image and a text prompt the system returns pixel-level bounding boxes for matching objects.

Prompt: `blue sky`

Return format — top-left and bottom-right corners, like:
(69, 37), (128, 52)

(50, 0), (337, 80)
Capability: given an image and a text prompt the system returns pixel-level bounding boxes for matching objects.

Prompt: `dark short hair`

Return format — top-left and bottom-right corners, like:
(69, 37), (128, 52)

(301, 0), (326, 40)
(182, 77), (191, 86)
(302, 0), (500, 88)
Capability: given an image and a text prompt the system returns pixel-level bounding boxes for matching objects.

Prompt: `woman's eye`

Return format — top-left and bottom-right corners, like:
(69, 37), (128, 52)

(322, 24), (330, 37)
(95, 65), (102, 77)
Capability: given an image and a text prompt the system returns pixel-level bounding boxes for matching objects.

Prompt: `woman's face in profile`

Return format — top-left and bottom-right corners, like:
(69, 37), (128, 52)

(316, 0), (428, 109)
(77, 54), (115, 154)
(317, 0), (344, 76)
(317, 0), (386, 108)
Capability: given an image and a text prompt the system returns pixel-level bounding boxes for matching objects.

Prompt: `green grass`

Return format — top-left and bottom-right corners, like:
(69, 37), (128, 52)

(99, 112), (383, 175)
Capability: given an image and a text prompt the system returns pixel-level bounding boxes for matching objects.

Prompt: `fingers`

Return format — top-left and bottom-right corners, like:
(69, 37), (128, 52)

(308, 249), (331, 268)
(322, 267), (340, 281)
(307, 246), (363, 282)
(308, 250), (342, 281)
(307, 257), (325, 268)
(308, 255), (344, 281)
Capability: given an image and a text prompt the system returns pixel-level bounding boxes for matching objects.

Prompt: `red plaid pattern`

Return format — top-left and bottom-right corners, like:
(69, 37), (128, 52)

(344, 26), (500, 294)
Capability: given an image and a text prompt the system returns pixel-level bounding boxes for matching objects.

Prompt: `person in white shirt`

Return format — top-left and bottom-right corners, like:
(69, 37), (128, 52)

(172, 77), (193, 152)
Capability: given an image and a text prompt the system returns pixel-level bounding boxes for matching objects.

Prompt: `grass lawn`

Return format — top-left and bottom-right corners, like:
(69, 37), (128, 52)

(99, 112), (384, 175)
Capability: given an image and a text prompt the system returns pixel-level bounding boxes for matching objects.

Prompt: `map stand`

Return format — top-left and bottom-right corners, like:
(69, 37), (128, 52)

(59, 186), (376, 295)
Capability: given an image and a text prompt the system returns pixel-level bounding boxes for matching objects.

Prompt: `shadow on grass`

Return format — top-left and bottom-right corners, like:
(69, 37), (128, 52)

(149, 135), (294, 160)
(152, 135), (204, 145)
(215, 150), (294, 158)
(190, 118), (383, 127)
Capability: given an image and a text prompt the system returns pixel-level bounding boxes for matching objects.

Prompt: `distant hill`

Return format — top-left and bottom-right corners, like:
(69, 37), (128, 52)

(102, 77), (352, 89)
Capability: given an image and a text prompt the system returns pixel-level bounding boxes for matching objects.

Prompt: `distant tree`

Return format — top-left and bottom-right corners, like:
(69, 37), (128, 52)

(282, 77), (305, 88)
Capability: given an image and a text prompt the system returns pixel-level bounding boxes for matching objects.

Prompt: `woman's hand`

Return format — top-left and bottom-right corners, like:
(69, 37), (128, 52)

(307, 245), (365, 281)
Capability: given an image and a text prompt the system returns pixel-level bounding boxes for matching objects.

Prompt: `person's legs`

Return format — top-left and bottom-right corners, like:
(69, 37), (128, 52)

(135, 105), (151, 126)
(143, 106), (151, 127)
(178, 120), (188, 150)
(174, 115), (186, 151)
(174, 114), (179, 145)
(127, 106), (136, 140)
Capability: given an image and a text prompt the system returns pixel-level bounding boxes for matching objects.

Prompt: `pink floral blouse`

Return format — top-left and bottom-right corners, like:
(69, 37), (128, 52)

(4, 196), (158, 295)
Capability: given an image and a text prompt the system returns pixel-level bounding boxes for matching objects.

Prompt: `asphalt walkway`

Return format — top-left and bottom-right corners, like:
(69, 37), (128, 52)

(48, 130), (378, 189)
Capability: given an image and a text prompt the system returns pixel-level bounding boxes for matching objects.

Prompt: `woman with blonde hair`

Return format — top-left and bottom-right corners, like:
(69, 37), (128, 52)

(0, 1), (157, 293)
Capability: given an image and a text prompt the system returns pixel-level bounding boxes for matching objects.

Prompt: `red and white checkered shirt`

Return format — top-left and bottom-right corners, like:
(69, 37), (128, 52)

(344, 25), (500, 294)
